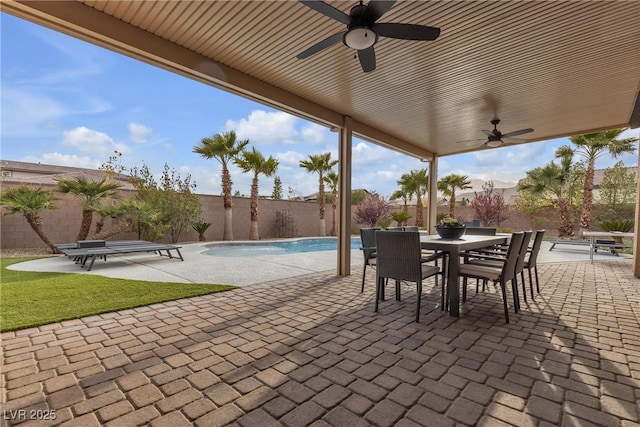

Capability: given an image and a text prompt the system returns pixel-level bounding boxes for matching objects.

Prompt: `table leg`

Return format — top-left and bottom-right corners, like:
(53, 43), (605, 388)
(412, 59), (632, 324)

(589, 236), (594, 263)
(447, 247), (460, 317)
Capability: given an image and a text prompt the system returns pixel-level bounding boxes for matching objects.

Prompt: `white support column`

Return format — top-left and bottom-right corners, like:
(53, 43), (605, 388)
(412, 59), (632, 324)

(338, 117), (353, 276)
(428, 158), (438, 233)
(633, 131), (640, 278)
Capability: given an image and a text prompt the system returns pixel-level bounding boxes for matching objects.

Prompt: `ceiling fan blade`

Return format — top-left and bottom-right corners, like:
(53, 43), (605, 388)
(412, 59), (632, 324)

(481, 129), (493, 136)
(364, 1), (396, 23)
(299, 1), (350, 25)
(502, 137), (527, 144)
(357, 46), (376, 72)
(296, 32), (345, 59)
(456, 138), (484, 144)
(502, 128), (534, 138)
(375, 23), (440, 40)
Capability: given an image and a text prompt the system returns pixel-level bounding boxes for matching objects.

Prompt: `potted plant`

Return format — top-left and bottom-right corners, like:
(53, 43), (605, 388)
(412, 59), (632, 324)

(435, 216), (466, 239)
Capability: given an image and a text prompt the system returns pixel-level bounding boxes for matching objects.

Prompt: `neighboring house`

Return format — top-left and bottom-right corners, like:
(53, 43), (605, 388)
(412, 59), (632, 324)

(0, 160), (135, 189)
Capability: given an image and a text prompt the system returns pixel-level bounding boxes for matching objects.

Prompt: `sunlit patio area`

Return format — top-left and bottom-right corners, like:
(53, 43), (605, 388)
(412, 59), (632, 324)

(2, 254), (639, 426)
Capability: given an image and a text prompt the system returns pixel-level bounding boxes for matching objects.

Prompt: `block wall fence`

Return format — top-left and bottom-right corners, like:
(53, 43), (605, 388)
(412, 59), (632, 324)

(1, 184), (567, 249)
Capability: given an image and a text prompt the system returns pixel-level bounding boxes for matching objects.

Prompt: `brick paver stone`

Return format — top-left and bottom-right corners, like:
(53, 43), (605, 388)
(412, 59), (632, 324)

(2, 260), (639, 427)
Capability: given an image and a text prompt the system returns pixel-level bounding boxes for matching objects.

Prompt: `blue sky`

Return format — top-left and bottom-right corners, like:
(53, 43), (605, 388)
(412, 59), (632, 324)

(2, 13), (638, 198)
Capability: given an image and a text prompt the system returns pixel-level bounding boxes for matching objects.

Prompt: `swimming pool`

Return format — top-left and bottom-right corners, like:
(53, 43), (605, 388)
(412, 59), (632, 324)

(204, 237), (361, 257)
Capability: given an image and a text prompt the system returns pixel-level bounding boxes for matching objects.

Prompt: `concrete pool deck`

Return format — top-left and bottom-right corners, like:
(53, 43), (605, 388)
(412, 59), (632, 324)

(6, 240), (632, 286)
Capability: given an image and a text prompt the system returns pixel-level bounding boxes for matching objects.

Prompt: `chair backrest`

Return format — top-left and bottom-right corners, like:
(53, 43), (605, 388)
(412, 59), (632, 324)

(375, 231), (423, 282)
(360, 227), (379, 261)
(501, 232), (525, 282)
(527, 230), (546, 266)
(514, 231), (532, 275)
(464, 227), (497, 236)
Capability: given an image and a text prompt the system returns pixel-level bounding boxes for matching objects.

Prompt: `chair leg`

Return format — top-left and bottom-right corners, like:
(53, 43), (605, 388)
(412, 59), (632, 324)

(510, 279), (519, 312)
(499, 280), (510, 323)
(534, 266), (540, 293)
(518, 275), (527, 304)
(520, 271), (528, 303)
(526, 270), (535, 300)
(361, 265), (367, 293)
(416, 280), (422, 323)
(462, 277), (468, 302)
(395, 280), (401, 301)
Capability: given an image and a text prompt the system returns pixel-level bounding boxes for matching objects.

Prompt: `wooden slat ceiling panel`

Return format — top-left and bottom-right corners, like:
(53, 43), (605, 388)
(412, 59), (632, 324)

(28, 0), (640, 156)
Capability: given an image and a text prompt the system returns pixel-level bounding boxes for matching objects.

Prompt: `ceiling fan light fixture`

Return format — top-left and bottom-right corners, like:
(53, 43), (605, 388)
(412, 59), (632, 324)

(485, 139), (502, 148)
(343, 27), (376, 50)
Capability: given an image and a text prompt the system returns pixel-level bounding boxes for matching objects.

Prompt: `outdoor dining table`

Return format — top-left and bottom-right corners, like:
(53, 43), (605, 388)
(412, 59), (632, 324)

(420, 234), (509, 317)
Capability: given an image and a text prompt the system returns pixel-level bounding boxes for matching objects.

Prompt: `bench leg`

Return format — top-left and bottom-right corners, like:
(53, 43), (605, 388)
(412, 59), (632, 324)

(86, 255), (98, 271)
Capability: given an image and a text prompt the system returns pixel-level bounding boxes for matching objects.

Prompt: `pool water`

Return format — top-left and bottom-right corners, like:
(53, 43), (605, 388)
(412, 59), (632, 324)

(204, 237), (361, 257)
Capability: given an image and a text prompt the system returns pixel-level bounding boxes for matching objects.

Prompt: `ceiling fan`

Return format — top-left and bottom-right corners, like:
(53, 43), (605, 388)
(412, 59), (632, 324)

(296, 0), (440, 72)
(460, 119), (534, 148)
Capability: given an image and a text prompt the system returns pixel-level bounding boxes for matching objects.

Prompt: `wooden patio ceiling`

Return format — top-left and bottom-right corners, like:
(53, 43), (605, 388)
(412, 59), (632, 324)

(3, 0), (640, 161)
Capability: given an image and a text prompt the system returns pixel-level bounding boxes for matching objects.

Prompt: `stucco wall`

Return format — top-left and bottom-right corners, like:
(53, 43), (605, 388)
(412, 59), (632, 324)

(1, 183), (615, 249)
(0, 184), (340, 249)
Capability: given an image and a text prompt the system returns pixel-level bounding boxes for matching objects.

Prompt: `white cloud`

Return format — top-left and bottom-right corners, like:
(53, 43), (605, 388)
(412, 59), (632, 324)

(0, 88), (67, 137)
(128, 122), (152, 144)
(22, 152), (101, 169)
(275, 150), (306, 168)
(225, 110), (323, 146)
(62, 126), (130, 156)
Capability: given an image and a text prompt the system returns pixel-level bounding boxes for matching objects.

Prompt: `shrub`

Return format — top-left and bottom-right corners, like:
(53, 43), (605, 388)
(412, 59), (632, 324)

(353, 192), (390, 227)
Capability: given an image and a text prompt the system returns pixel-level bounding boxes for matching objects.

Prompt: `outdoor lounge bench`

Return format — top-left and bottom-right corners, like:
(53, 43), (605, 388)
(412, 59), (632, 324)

(549, 239), (625, 255)
(59, 241), (183, 271)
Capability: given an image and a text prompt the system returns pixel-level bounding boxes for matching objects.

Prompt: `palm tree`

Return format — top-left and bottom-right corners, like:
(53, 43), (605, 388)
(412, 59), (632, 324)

(299, 152), (338, 236)
(518, 151), (575, 237)
(561, 129), (638, 232)
(397, 169), (429, 226)
(390, 188), (411, 215)
(437, 174), (472, 219)
(193, 131), (249, 240)
(324, 171), (339, 236)
(55, 176), (121, 241)
(0, 185), (60, 253)
(235, 147), (279, 240)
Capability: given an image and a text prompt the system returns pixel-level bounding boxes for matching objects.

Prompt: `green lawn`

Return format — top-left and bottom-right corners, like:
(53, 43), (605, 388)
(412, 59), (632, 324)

(0, 257), (236, 332)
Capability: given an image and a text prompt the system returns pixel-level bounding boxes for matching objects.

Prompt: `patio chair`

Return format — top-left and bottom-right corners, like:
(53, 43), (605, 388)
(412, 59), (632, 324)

(459, 232), (524, 323)
(359, 227), (379, 292)
(523, 230), (546, 297)
(465, 230), (532, 309)
(374, 231), (441, 323)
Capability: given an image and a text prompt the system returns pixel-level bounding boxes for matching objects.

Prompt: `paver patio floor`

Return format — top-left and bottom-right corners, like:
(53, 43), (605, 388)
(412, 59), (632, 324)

(2, 259), (639, 426)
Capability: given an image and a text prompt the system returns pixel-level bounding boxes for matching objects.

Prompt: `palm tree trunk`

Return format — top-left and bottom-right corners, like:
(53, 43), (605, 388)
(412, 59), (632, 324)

(557, 198), (574, 237)
(222, 165), (234, 240)
(250, 175), (259, 240)
(449, 190), (456, 218)
(330, 188), (337, 236)
(92, 218), (134, 240)
(415, 197), (424, 227)
(579, 158), (596, 232)
(77, 209), (93, 241)
(24, 213), (60, 253)
(318, 175), (326, 236)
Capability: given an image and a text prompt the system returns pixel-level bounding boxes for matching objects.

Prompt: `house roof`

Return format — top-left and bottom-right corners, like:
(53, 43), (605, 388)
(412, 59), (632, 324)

(3, 1), (639, 161)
